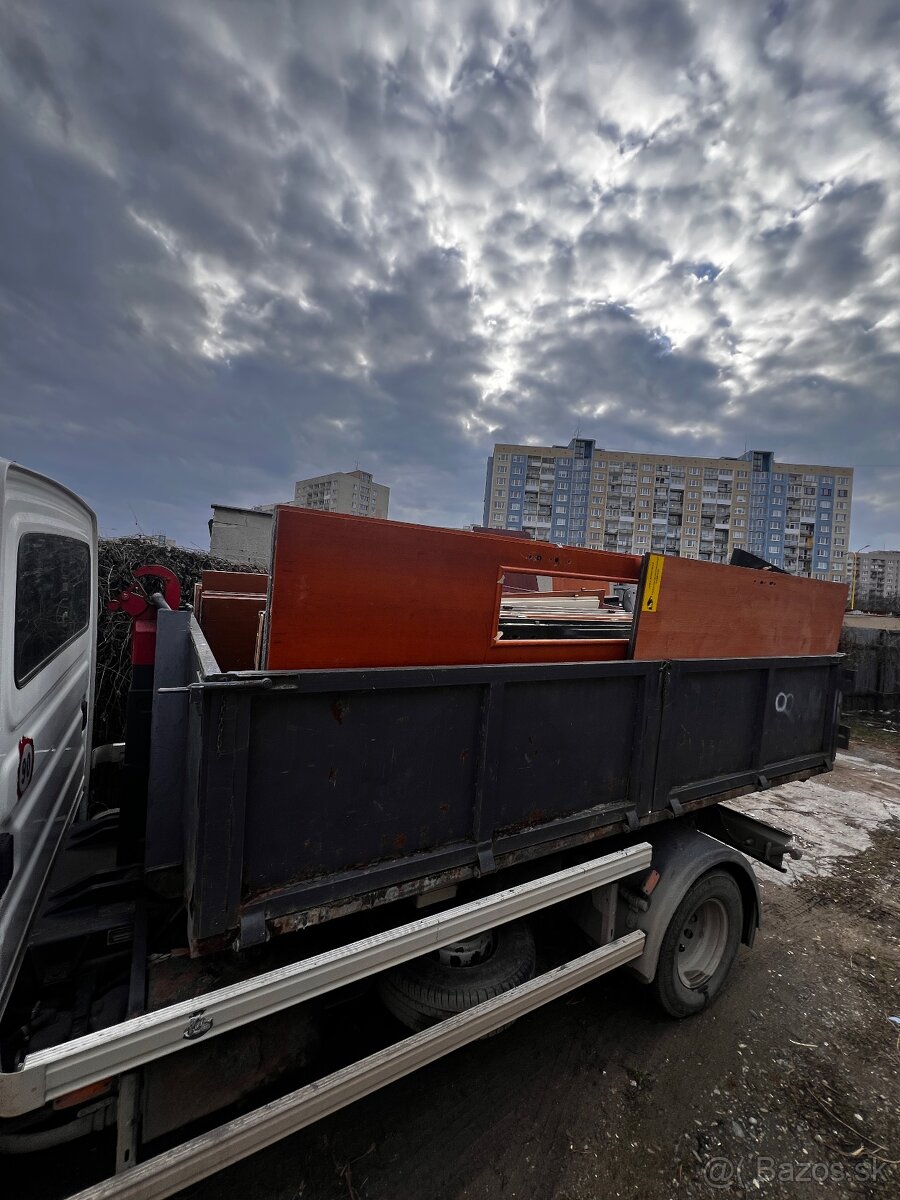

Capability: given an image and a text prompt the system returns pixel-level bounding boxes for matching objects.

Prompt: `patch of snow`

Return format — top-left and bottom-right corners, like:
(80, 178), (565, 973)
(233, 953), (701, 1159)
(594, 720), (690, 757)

(729, 755), (900, 884)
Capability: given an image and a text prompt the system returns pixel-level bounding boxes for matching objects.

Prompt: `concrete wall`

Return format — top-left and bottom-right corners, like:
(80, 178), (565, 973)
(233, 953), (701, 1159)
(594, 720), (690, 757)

(209, 506), (273, 567)
(839, 623), (900, 708)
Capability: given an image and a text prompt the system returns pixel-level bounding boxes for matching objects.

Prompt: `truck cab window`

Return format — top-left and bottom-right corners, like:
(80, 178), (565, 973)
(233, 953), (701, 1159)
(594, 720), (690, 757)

(14, 533), (90, 686)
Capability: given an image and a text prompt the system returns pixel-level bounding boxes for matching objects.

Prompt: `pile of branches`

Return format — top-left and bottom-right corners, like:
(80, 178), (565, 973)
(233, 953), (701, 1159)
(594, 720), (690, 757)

(95, 536), (260, 746)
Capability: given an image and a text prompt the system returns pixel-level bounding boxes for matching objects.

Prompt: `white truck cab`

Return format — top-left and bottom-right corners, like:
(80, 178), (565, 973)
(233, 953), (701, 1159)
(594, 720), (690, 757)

(0, 460), (96, 1016)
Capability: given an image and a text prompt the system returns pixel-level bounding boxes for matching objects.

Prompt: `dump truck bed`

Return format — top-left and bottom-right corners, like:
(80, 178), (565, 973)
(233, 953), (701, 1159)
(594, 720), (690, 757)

(147, 613), (845, 955)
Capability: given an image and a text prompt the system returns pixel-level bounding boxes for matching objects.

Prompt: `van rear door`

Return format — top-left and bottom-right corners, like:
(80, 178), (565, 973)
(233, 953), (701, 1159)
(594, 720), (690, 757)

(0, 461), (97, 1016)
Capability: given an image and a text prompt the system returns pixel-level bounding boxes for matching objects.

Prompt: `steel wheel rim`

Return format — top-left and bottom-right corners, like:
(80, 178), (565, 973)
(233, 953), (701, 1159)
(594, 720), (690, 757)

(435, 930), (495, 968)
(676, 897), (729, 988)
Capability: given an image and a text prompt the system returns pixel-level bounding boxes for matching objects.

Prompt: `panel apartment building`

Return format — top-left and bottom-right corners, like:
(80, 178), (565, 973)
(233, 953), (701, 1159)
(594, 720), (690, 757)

(852, 550), (900, 609)
(210, 468), (389, 566)
(294, 469), (390, 518)
(482, 438), (852, 581)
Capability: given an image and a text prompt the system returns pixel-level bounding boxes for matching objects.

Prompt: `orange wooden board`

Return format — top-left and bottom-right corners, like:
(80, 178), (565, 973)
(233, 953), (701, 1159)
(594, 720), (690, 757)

(264, 509), (642, 670)
(632, 556), (847, 660)
(200, 570), (269, 595)
(200, 593), (267, 671)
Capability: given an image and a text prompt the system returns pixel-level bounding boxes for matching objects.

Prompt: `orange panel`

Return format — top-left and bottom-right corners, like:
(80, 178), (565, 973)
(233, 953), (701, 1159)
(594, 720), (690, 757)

(632, 556), (847, 660)
(200, 593), (267, 671)
(265, 509), (642, 670)
(551, 576), (610, 595)
(201, 570), (269, 595)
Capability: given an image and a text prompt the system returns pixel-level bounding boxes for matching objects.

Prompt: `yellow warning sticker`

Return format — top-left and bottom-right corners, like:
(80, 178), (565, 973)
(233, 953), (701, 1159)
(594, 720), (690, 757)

(641, 554), (665, 612)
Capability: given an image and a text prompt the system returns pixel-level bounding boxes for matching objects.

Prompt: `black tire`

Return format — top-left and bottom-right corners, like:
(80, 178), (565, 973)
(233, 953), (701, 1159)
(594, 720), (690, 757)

(650, 870), (743, 1019)
(378, 922), (536, 1032)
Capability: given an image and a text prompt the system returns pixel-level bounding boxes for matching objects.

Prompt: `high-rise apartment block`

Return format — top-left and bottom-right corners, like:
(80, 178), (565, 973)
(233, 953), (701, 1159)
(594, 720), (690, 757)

(851, 550), (900, 609)
(211, 468), (390, 565)
(482, 438), (852, 581)
(294, 470), (390, 519)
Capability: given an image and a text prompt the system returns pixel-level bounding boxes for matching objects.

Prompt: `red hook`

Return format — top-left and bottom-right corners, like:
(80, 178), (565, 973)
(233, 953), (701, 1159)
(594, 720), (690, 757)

(108, 563), (182, 615)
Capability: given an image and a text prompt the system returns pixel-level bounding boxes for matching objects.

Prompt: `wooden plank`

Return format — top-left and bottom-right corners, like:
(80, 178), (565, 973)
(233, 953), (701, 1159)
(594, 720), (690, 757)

(200, 570), (269, 595)
(632, 556), (847, 660)
(253, 609), (265, 671)
(199, 594), (267, 671)
(265, 509), (642, 670)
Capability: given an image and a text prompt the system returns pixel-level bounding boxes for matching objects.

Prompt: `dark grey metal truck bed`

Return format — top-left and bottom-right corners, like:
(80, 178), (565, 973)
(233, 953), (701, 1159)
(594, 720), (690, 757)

(147, 613), (846, 956)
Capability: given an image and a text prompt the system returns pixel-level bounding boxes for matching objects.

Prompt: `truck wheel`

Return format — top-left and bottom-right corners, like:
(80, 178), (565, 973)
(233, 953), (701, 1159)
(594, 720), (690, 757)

(378, 922), (536, 1032)
(650, 871), (742, 1018)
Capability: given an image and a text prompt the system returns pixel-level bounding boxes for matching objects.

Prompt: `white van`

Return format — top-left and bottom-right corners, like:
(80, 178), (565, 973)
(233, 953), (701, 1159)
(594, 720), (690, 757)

(0, 461), (96, 1016)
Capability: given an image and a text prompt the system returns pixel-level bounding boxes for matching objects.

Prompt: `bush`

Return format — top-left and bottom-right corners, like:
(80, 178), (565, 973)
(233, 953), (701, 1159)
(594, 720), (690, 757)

(95, 537), (262, 746)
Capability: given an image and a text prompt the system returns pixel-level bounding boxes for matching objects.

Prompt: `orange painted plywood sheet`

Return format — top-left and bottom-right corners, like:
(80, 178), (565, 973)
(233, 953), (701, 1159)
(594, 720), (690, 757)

(264, 508), (642, 670)
(200, 593), (267, 671)
(200, 570), (269, 595)
(632, 555), (847, 660)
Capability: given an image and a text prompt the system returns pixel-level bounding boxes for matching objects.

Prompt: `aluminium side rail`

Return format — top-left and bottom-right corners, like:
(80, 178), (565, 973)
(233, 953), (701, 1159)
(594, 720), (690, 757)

(67, 933), (645, 1200)
(0, 843), (651, 1118)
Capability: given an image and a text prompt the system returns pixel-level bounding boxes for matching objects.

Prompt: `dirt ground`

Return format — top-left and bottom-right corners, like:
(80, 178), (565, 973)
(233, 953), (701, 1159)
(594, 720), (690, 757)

(167, 725), (899, 1200)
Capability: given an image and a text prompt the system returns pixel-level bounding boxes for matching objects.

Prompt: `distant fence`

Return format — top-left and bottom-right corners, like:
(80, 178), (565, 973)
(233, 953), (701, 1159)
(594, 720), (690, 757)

(839, 625), (900, 709)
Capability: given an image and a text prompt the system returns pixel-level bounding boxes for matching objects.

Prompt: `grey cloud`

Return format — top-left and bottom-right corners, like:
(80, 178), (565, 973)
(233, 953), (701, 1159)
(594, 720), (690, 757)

(0, 0), (898, 552)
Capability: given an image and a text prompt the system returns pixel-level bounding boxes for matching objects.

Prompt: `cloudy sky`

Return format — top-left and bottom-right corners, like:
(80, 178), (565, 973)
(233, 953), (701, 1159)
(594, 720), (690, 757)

(1, 0), (898, 551)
